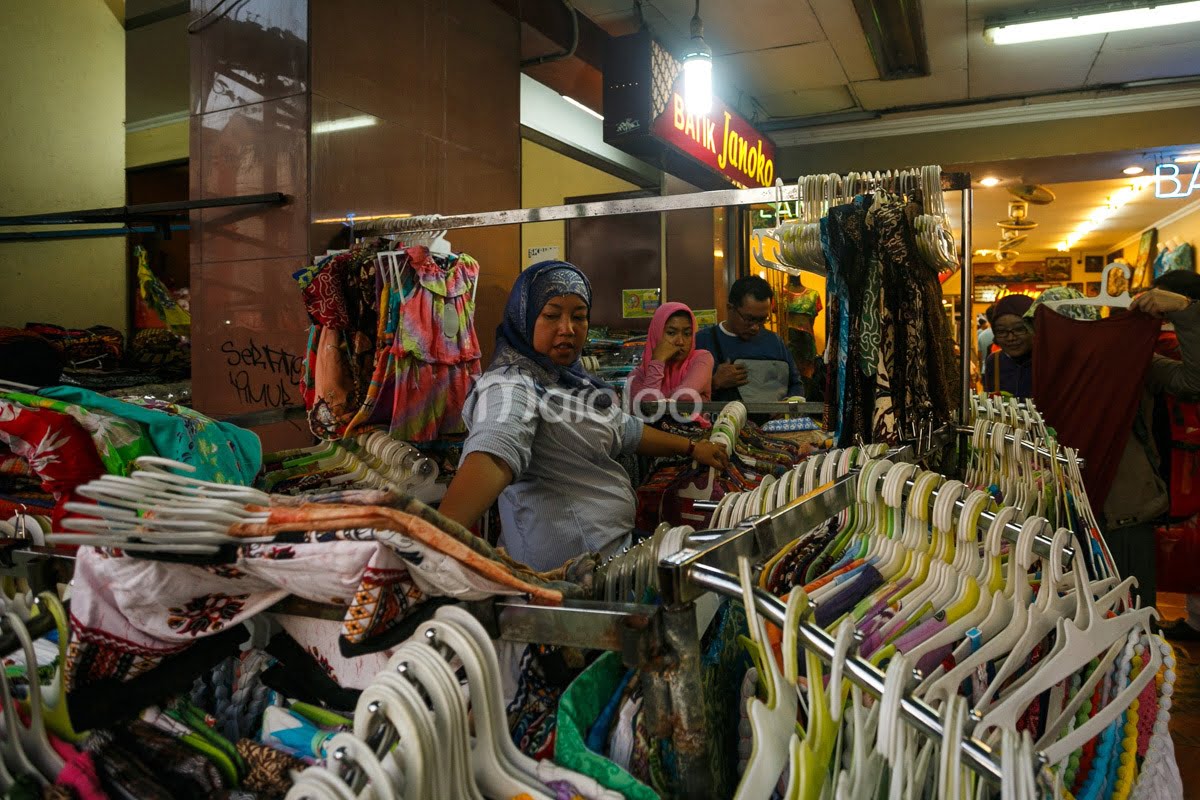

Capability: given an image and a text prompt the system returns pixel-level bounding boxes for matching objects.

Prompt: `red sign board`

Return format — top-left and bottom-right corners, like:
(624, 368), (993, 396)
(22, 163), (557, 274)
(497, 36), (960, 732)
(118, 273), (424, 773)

(651, 79), (777, 189)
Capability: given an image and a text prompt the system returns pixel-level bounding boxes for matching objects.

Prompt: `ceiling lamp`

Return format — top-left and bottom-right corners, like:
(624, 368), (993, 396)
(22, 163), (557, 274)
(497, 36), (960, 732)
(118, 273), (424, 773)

(979, 177), (1001, 187)
(682, 0), (713, 114)
(1123, 166), (1144, 175)
(1175, 152), (1200, 163)
(985, 1), (1200, 44)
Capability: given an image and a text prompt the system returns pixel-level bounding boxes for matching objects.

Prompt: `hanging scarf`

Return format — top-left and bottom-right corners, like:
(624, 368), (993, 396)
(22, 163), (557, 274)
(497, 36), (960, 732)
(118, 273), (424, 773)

(488, 261), (609, 398)
(641, 302), (706, 398)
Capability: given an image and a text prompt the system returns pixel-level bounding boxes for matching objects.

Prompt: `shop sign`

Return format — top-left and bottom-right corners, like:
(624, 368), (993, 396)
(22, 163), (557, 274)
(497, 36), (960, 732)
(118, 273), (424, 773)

(622, 288), (661, 319)
(603, 32), (777, 190)
(1154, 163), (1200, 198)
(650, 83), (777, 189)
(973, 286), (999, 304)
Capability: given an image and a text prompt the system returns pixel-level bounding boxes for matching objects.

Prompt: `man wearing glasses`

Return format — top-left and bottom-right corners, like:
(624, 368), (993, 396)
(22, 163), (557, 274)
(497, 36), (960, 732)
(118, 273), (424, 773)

(981, 294), (1035, 397)
(696, 276), (804, 403)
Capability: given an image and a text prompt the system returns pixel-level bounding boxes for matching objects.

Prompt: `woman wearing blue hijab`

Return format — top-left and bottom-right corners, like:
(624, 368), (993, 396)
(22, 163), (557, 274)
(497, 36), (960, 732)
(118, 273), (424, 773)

(439, 261), (729, 571)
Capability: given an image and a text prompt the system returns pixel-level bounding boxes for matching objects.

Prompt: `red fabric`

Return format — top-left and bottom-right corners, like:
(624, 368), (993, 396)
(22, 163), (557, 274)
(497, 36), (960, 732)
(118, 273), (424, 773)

(1156, 515), (1200, 593)
(0, 400), (105, 527)
(1032, 307), (1161, 510)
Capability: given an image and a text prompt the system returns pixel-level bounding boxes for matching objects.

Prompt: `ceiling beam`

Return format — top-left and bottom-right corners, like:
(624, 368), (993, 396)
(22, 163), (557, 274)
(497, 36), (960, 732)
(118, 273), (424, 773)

(772, 85), (1200, 146)
(850, 0), (930, 80)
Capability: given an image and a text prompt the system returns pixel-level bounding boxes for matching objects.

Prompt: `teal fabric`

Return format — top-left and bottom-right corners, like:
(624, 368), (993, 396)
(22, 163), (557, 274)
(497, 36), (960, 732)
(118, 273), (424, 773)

(39, 386), (261, 485)
(555, 651), (659, 800)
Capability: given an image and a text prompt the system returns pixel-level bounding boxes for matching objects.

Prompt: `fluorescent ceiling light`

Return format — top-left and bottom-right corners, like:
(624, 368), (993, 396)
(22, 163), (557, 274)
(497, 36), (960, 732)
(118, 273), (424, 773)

(1123, 166), (1144, 175)
(312, 115), (377, 134)
(985, 1), (1200, 45)
(1175, 152), (1200, 163)
(562, 95), (603, 121)
(979, 177), (1001, 187)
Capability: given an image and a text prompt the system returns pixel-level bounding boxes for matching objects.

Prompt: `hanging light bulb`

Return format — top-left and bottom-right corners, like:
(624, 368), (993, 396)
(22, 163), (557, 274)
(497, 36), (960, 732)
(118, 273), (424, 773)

(682, 0), (713, 115)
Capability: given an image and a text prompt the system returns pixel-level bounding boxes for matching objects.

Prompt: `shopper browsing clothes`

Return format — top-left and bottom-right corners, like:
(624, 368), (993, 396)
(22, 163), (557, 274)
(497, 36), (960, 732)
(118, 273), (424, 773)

(696, 276), (804, 403)
(627, 302), (713, 402)
(1027, 285), (1200, 613)
(981, 293), (1035, 397)
(1148, 270), (1200, 640)
(438, 261), (730, 572)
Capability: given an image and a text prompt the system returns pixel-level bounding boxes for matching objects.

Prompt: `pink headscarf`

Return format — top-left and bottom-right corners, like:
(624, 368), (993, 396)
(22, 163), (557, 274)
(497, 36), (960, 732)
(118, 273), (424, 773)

(643, 302), (704, 397)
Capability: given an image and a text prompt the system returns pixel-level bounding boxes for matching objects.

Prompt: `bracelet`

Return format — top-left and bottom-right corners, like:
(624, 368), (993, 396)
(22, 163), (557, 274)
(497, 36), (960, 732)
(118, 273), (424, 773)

(686, 441), (697, 458)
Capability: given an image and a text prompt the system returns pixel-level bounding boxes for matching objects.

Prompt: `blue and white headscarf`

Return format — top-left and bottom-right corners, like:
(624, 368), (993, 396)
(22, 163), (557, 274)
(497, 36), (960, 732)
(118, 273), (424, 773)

(488, 260), (609, 395)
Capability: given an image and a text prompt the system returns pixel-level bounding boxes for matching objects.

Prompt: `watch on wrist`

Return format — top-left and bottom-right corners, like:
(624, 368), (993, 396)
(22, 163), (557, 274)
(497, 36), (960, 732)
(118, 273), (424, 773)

(686, 441), (697, 458)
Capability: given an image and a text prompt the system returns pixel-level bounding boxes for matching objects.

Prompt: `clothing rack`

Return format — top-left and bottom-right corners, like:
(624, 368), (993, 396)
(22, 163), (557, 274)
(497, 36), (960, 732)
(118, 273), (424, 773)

(657, 425), (1073, 606)
(685, 563), (1008, 784)
(466, 422), (1077, 796)
(334, 169), (974, 425)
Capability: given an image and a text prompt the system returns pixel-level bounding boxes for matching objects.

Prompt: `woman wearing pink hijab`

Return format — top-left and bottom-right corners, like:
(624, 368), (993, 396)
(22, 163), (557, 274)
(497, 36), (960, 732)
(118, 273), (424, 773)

(629, 302), (715, 401)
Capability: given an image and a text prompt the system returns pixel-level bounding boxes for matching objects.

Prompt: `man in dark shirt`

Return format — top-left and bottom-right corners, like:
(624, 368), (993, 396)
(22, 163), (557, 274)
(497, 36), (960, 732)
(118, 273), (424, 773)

(695, 276), (803, 402)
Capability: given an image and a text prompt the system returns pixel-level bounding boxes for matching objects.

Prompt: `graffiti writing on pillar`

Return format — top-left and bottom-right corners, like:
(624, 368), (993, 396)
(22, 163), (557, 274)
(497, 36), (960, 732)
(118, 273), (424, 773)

(221, 338), (303, 409)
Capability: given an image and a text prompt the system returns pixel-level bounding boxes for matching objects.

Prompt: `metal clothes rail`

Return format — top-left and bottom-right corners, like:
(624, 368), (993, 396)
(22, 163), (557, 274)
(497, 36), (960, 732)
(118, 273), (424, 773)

(956, 423), (1083, 469)
(338, 169), (973, 423)
(686, 562), (1007, 784)
(657, 449), (1073, 606)
(0, 192), (289, 244)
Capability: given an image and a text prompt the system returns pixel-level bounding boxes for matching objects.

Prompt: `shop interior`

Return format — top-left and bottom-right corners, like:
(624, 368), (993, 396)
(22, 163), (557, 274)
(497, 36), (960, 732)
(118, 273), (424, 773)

(1, 1), (1199, 797)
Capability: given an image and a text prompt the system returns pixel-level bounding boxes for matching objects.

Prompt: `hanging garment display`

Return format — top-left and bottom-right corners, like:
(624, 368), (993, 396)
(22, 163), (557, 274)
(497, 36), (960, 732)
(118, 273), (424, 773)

(1032, 306), (1162, 512)
(297, 243), (481, 442)
(719, 452), (1180, 800)
(781, 283), (823, 381)
(821, 187), (956, 446)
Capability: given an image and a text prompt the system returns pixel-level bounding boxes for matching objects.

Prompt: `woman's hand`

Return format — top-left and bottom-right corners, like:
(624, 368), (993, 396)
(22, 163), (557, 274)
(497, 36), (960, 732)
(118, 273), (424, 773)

(692, 440), (731, 470)
(1132, 288), (1192, 318)
(652, 338), (683, 363)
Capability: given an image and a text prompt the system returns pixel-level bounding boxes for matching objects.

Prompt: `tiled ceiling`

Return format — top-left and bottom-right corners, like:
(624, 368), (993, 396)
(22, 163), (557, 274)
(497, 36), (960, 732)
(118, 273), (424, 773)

(573, 0), (1200, 124)
(944, 176), (1196, 260)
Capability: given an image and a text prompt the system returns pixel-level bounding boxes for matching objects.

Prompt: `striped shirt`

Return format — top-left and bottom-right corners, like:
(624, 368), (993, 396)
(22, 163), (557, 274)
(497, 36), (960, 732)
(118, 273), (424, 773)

(459, 372), (643, 571)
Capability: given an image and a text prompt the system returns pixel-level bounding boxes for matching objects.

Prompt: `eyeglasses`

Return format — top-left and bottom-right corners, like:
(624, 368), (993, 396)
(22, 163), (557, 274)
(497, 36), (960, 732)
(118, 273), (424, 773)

(992, 324), (1030, 340)
(731, 305), (770, 327)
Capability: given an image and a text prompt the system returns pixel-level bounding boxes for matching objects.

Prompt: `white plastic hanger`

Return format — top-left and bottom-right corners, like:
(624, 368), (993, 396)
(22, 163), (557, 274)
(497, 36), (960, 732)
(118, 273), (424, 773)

(974, 557), (1156, 741)
(327, 732), (398, 800)
(0, 653), (32, 788)
(389, 644), (485, 800)
(364, 672), (438, 798)
(414, 620), (552, 800)
(5, 612), (62, 780)
(1044, 261), (1132, 311)
(735, 556), (798, 800)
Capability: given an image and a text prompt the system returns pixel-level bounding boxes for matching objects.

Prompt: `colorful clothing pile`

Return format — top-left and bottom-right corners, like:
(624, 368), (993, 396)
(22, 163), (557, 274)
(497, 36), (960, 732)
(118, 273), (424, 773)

(67, 487), (588, 695)
(297, 243), (481, 442)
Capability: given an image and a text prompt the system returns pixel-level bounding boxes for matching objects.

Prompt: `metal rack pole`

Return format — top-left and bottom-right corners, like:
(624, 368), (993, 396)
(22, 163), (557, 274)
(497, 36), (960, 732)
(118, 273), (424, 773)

(959, 185), (974, 421)
(659, 462), (1073, 605)
(685, 562), (1005, 784)
(345, 172), (970, 234)
(955, 423), (1084, 469)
